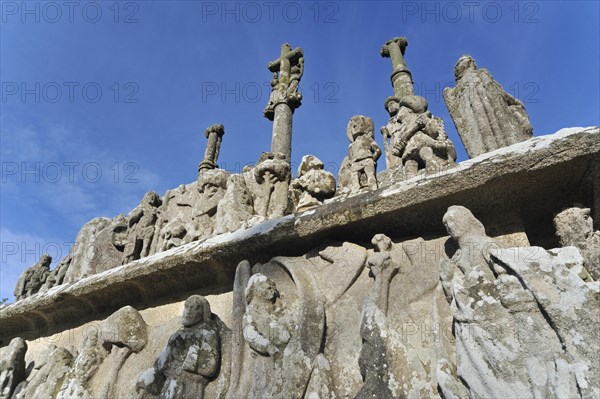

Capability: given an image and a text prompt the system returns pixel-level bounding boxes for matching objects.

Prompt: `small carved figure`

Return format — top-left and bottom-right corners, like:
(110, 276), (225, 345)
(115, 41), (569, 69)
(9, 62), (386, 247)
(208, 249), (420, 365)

(291, 155), (336, 212)
(187, 170), (229, 241)
(444, 55), (533, 157)
(382, 95), (456, 178)
(158, 218), (187, 251)
(340, 115), (381, 193)
(254, 152), (291, 219)
(554, 205), (600, 280)
(13, 254), (51, 301)
(124, 192), (161, 263)
(367, 234), (402, 314)
(57, 329), (106, 399)
(242, 274), (291, 357)
(0, 337), (27, 399)
(136, 296), (221, 399)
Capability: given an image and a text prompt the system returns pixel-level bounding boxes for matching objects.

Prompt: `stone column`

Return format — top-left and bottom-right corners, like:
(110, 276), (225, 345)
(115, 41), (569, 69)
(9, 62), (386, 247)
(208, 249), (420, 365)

(198, 124), (225, 177)
(381, 37), (413, 100)
(263, 43), (304, 162)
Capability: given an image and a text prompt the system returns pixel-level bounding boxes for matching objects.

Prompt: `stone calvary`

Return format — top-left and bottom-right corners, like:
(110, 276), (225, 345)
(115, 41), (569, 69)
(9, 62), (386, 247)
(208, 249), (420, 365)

(1, 38), (598, 399)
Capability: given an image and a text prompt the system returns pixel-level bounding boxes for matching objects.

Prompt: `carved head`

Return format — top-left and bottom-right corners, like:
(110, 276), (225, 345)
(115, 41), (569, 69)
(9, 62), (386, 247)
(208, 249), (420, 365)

(347, 115), (375, 142)
(443, 205), (486, 240)
(554, 205), (594, 246)
(182, 295), (211, 327)
(83, 328), (100, 348)
(245, 274), (279, 305)
(372, 234), (392, 252)
(142, 191), (161, 208)
(39, 254), (52, 268)
(8, 337), (27, 357)
(384, 96), (400, 116)
(199, 170), (228, 197)
(454, 55), (477, 81)
(297, 155), (324, 177)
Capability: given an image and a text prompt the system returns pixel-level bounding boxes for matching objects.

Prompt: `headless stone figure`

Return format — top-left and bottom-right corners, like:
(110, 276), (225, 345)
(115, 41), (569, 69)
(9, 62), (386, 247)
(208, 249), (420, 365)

(291, 155), (336, 212)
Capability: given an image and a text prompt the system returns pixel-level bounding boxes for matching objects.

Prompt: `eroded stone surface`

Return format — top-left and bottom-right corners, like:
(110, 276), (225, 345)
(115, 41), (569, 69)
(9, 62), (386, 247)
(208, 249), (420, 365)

(444, 55), (533, 158)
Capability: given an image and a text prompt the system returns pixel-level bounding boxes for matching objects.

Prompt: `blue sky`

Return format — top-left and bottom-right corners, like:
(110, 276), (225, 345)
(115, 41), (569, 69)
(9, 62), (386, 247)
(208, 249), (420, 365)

(1, 0), (599, 301)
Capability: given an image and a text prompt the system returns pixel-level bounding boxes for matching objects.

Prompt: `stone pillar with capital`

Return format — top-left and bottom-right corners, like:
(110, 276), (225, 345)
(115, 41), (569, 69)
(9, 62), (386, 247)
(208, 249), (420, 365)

(253, 43), (304, 219)
(381, 37), (413, 101)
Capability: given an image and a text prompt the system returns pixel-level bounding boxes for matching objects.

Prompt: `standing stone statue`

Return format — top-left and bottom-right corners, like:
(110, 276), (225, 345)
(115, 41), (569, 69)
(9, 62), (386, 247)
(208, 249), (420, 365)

(291, 155), (336, 212)
(136, 296), (221, 399)
(124, 192), (161, 263)
(0, 337), (27, 399)
(338, 116), (381, 194)
(444, 55), (533, 158)
(554, 204), (600, 280)
(198, 124), (225, 176)
(380, 37), (457, 178)
(13, 254), (51, 301)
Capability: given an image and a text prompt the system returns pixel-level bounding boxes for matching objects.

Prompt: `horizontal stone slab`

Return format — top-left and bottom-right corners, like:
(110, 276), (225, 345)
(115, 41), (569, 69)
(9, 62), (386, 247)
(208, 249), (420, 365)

(1, 126), (598, 344)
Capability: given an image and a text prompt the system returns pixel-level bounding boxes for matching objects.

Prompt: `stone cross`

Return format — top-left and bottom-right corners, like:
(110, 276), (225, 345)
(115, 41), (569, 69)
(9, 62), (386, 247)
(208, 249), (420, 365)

(198, 124), (225, 177)
(381, 37), (414, 100)
(264, 43), (304, 162)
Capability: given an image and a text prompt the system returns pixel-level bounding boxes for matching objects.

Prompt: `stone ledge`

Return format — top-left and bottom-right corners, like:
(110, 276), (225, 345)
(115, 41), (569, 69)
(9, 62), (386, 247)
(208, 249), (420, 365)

(1, 126), (598, 343)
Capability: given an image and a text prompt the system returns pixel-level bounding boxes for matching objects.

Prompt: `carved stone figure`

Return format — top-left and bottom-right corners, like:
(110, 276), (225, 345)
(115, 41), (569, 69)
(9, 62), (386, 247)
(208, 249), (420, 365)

(136, 296), (221, 399)
(291, 155), (336, 212)
(15, 345), (74, 399)
(124, 192), (161, 263)
(0, 337), (27, 399)
(13, 254), (51, 301)
(57, 329), (106, 399)
(444, 55), (533, 158)
(243, 274), (292, 357)
(253, 152), (291, 219)
(339, 116), (381, 194)
(439, 206), (580, 398)
(158, 218), (187, 252)
(187, 169), (229, 241)
(215, 174), (256, 235)
(489, 246), (600, 398)
(554, 204), (600, 280)
(198, 124), (225, 176)
(382, 95), (456, 177)
(356, 235), (412, 399)
(100, 306), (148, 399)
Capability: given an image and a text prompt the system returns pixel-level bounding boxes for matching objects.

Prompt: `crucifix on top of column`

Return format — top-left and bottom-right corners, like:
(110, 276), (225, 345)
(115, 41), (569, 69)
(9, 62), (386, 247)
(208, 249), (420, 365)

(263, 43), (304, 163)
